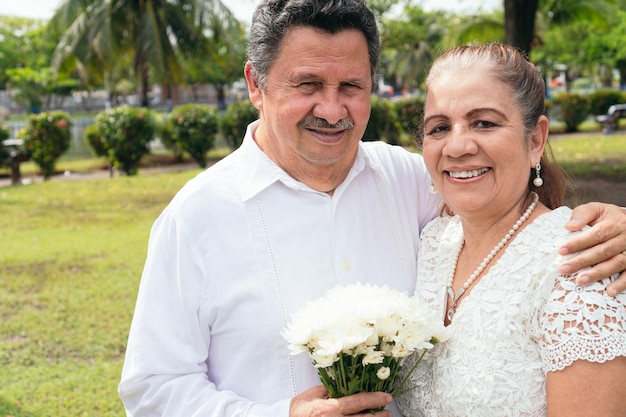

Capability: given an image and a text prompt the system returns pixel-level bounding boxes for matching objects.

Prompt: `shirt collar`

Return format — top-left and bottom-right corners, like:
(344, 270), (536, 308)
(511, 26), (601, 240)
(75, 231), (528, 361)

(238, 120), (377, 202)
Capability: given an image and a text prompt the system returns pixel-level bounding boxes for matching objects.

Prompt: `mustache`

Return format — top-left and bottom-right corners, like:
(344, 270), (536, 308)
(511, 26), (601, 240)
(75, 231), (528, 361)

(300, 115), (354, 130)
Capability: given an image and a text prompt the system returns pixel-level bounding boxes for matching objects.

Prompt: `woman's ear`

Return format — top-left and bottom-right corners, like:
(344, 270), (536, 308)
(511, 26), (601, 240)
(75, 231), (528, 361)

(530, 115), (549, 160)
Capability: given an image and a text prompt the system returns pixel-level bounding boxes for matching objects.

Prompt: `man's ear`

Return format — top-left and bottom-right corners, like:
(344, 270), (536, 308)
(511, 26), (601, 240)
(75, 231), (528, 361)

(244, 61), (263, 111)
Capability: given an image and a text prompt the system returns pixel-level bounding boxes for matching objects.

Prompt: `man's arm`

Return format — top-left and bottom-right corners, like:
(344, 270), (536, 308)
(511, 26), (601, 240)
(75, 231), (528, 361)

(558, 203), (626, 296)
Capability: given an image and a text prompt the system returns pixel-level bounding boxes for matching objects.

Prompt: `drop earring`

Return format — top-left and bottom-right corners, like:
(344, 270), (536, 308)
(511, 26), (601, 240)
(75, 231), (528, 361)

(533, 162), (543, 187)
(428, 182), (437, 194)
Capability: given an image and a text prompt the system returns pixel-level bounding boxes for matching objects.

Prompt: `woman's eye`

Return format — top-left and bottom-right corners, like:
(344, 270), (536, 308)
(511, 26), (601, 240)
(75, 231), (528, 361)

(426, 124), (449, 135)
(475, 120), (496, 129)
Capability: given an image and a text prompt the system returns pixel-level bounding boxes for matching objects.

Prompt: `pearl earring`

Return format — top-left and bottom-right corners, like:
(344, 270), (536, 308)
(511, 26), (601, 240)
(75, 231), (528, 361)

(428, 182), (437, 194)
(533, 162), (543, 187)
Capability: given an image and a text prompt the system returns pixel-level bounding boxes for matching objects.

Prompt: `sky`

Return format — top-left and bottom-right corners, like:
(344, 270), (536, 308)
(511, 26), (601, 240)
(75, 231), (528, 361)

(0, 0), (501, 23)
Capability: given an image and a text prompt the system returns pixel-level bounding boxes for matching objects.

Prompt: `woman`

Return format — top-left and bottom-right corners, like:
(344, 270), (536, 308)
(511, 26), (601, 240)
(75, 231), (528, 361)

(396, 43), (626, 417)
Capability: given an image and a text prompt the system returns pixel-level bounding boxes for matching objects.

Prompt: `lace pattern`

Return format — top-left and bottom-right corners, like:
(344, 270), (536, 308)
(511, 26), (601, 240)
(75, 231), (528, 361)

(396, 207), (626, 417)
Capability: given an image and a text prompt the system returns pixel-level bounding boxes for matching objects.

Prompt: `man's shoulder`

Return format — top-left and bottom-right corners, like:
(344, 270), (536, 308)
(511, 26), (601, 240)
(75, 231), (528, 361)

(360, 141), (426, 174)
(358, 142), (439, 223)
(166, 150), (245, 207)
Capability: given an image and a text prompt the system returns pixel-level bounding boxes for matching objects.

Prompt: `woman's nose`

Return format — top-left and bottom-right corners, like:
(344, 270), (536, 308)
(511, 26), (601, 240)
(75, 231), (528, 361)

(443, 124), (478, 157)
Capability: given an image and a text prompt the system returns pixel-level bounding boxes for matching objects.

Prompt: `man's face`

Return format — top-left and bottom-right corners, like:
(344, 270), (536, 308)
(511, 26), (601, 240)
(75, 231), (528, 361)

(246, 26), (373, 190)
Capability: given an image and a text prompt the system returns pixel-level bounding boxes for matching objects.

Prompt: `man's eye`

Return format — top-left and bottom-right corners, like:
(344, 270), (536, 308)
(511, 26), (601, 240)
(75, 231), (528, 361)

(296, 82), (320, 93)
(341, 83), (360, 90)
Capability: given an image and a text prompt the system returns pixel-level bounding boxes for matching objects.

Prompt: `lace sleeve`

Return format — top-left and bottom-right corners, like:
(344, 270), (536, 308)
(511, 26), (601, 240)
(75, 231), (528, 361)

(539, 273), (626, 372)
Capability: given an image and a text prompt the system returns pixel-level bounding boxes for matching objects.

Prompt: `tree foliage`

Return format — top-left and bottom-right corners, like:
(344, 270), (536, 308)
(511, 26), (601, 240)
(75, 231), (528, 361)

(444, 0), (616, 55)
(381, 8), (447, 90)
(50, 0), (242, 107)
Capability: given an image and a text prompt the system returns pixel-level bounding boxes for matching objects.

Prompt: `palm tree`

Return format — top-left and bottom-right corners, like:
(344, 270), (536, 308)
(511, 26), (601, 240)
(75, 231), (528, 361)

(50, 0), (240, 107)
(179, 4), (247, 110)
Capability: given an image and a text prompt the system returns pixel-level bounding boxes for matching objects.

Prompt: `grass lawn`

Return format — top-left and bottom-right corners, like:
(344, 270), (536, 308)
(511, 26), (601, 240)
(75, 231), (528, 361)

(0, 132), (625, 416)
(551, 133), (626, 182)
(0, 170), (201, 417)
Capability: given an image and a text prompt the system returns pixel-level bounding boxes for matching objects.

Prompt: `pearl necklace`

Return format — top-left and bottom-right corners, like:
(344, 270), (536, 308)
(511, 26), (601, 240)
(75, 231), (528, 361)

(446, 192), (539, 322)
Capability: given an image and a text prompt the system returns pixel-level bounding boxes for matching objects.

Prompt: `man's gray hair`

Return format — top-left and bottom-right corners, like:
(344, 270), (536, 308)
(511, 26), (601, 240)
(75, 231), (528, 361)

(247, 0), (380, 91)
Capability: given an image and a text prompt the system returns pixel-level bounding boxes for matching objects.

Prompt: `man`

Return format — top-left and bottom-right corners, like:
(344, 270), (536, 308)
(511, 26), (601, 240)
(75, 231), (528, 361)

(119, 1), (626, 416)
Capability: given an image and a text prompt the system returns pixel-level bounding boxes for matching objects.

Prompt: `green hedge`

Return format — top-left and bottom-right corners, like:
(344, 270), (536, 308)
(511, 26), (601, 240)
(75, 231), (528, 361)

(20, 111), (72, 179)
(363, 95), (402, 145)
(220, 100), (258, 149)
(551, 93), (590, 133)
(588, 90), (625, 117)
(94, 106), (156, 175)
(168, 103), (220, 168)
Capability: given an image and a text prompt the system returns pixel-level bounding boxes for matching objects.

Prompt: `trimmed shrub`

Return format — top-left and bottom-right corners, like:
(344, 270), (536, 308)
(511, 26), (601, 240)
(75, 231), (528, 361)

(588, 89), (625, 117)
(220, 100), (258, 149)
(169, 103), (219, 168)
(363, 95), (401, 145)
(544, 98), (554, 118)
(393, 95), (424, 138)
(155, 115), (184, 162)
(84, 123), (106, 158)
(20, 111), (72, 179)
(94, 106), (156, 175)
(0, 124), (9, 142)
(0, 124), (10, 162)
(551, 93), (590, 133)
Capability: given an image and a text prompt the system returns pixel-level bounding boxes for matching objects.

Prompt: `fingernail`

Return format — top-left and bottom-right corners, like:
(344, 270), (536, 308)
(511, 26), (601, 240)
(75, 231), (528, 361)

(608, 287), (617, 297)
(577, 274), (589, 285)
(567, 218), (582, 227)
(559, 246), (570, 255)
(560, 264), (572, 274)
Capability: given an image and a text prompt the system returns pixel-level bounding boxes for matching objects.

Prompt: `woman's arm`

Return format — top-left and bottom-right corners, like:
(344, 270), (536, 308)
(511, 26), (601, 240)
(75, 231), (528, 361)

(546, 357), (626, 417)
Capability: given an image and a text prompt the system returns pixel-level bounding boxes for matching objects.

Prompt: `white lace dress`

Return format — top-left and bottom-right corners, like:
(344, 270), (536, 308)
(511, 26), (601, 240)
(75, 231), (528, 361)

(396, 207), (626, 417)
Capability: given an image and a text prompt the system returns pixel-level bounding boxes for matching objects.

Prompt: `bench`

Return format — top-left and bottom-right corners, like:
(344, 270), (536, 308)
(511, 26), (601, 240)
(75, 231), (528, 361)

(594, 104), (626, 134)
(1, 139), (28, 185)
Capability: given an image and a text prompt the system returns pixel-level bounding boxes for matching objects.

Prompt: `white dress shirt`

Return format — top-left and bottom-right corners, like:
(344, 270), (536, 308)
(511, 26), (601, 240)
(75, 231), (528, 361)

(119, 121), (441, 416)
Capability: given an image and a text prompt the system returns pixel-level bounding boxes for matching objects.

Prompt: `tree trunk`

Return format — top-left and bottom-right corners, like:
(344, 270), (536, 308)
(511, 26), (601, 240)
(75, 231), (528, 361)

(616, 58), (626, 89)
(504, 0), (539, 55)
(140, 61), (150, 108)
(216, 84), (227, 111)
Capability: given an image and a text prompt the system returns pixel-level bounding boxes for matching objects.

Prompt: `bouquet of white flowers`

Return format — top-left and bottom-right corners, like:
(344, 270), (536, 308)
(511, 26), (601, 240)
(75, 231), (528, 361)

(282, 283), (449, 408)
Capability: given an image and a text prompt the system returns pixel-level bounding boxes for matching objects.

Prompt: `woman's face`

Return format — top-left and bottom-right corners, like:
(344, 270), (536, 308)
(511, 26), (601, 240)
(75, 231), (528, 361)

(422, 66), (546, 220)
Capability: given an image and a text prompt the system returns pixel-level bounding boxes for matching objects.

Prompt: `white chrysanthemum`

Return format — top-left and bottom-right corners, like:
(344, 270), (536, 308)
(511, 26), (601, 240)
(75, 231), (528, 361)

(359, 346), (384, 365)
(377, 366), (391, 380)
(310, 348), (339, 368)
(282, 283), (450, 366)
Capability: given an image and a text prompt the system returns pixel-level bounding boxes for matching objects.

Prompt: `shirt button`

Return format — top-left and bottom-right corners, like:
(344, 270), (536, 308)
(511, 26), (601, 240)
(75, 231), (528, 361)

(343, 261), (351, 270)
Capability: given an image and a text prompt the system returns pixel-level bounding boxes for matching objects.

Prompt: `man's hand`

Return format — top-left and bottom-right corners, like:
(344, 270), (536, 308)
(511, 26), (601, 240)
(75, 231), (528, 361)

(290, 385), (393, 417)
(559, 202), (626, 296)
